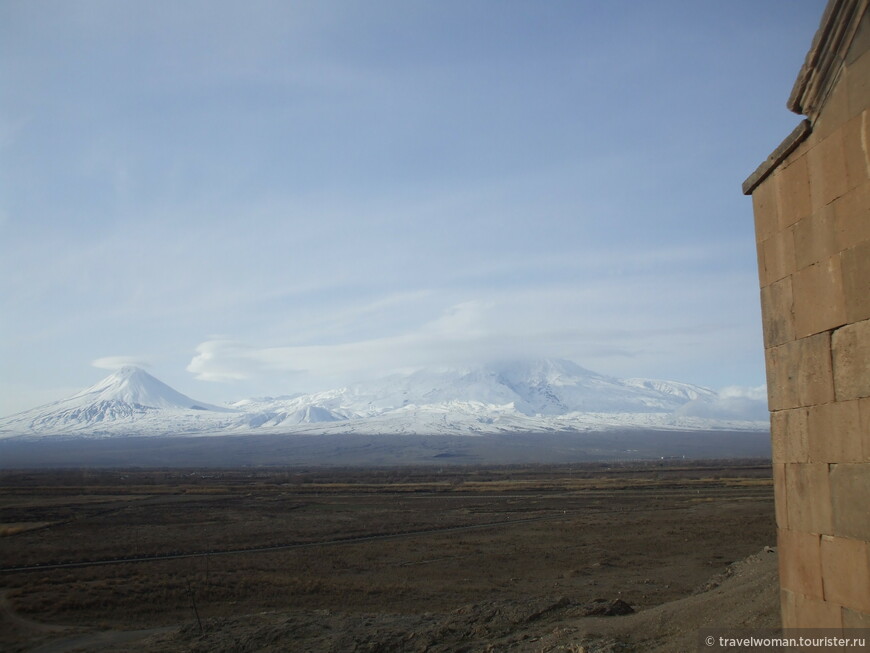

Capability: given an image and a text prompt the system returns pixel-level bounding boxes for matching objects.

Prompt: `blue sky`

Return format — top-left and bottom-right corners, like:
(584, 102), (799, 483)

(1, 1), (825, 413)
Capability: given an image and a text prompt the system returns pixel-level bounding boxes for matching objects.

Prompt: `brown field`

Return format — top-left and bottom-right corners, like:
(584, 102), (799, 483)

(0, 460), (776, 652)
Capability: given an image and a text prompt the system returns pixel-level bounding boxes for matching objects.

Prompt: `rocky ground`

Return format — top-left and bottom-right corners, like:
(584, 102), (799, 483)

(132, 549), (779, 653)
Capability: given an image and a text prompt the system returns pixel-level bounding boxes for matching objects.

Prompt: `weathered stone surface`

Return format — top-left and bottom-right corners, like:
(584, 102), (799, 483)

(785, 463), (833, 535)
(760, 229), (796, 286)
(752, 175), (781, 242)
(766, 333), (835, 410)
(770, 411), (787, 462)
(807, 400), (863, 463)
(821, 534), (870, 612)
(796, 334), (837, 408)
(793, 206), (837, 270)
(807, 130), (850, 211)
(792, 257), (847, 337)
(777, 154), (813, 227)
(760, 277), (795, 348)
(811, 70), (851, 141)
(841, 240), (870, 323)
(847, 47), (870, 117)
(765, 346), (796, 411)
(834, 179), (870, 250)
(861, 397), (870, 461)
(743, 122), (811, 197)
(845, 6), (870, 67)
(771, 408), (809, 463)
(832, 318), (870, 400)
(778, 528), (823, 599)
(843, 111), (870, 190)
(781, 587), (844, 629)
(829, 463), (870, 541)
(773, 462), (789, 529)
(842, 605), (870, 628)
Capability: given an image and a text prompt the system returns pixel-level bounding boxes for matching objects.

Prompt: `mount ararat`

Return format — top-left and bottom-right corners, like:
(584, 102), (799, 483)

(0, 360), (768, 438)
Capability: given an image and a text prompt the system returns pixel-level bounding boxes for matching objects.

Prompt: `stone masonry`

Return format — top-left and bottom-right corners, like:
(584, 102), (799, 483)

(743, 0), (870, 630)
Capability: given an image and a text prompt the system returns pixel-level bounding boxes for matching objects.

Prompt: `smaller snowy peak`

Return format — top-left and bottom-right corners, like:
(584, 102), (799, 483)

(0, 366), (235, 436)
(72, 366), (228, 411)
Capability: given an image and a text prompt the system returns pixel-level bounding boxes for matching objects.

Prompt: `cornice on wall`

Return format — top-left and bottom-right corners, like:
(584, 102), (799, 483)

(788, 0), (868, 120)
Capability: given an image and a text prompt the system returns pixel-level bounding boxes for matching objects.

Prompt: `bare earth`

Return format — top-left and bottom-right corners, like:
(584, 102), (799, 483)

(0, 461), (778, 652)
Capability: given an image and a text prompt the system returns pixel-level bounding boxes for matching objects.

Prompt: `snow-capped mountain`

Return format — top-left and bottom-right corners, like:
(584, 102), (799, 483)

(0, 366), (234, 435)
(0, 361), (768, 438)
(235, 360), (717, 420)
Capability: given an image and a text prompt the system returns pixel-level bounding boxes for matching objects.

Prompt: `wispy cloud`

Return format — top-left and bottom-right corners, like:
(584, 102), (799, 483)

(186, 288), (759, 395)
(92, 356), (150, 370)
(719, 384), (768, 402)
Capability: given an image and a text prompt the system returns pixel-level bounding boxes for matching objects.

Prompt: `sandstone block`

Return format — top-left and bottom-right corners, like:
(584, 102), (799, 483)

(812, 70), (850, 142)
(760, 229), (796, 286)
(760, 277), (795, 348)
(770, 410), (787, 462)
(860, 397), (870, 461)
(821, 534), (870, 613)
(845, 8), (870, 67)
(797, 333), (836, 407)
(843, 112), (870, 191)
(807, 131), (849, 211)
(755, 239), (767, 287)
(777, 154), (813, 227)
(829, 463), (870, 541)
(847, 49), (870, 119)
(832, 319), (870, 400)
(807, 400), (863, 463)
(766, 345), (799, 410)
(765, 333), (835, 410)
(781, 588), (844, 630)
(773, 462), (788, 528)
(778, 528), (824, 599)
(785, 463), (833, 535)
(842, 606), (870, 629)
(771, 407), (809, 463)
(793, 206), (837, 270)
(834, 179), (870, 250)
(753, 175), (780, 243)
(841, 241), (870, 323)
(780, 587), (796, 628)
(793, 257), (847, 338)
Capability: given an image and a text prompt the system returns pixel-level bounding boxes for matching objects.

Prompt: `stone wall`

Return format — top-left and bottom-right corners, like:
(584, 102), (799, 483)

(744, 0), (870, 630)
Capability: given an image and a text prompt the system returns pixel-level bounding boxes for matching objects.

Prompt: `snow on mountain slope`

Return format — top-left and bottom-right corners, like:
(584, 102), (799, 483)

(0, 367), (234, 435)
(265, 359), (719, 419)
(0, 361), (768, 438)
(75, 366), (227, 411)
(622, 378), (717, 402)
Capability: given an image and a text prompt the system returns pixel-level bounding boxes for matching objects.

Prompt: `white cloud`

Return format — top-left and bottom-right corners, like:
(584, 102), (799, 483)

(187, 301), (498, 384)
(719, 384), (768, 401)
(92, 355), (150, 370)
(186, 296), (755, 395)
(674, 384), (770, 421)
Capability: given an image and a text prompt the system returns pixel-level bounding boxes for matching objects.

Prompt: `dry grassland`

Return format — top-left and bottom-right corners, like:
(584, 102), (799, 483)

(0, 460), (775, 652)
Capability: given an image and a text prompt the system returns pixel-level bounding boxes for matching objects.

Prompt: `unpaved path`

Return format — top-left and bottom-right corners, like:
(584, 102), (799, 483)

(1, 588), (172, 653)
(27, 626), (175, 653)
(0, 589), (69, 633)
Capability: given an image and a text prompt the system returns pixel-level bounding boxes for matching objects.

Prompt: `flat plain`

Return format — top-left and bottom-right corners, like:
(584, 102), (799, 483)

(0, 460), (776, 652)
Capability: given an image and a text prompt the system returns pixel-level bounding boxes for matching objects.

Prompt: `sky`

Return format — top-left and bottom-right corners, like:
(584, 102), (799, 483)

(0, 1), (826, 414)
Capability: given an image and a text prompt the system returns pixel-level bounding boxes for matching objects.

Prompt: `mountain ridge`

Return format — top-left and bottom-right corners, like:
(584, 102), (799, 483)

(0, 360), (768, 438)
